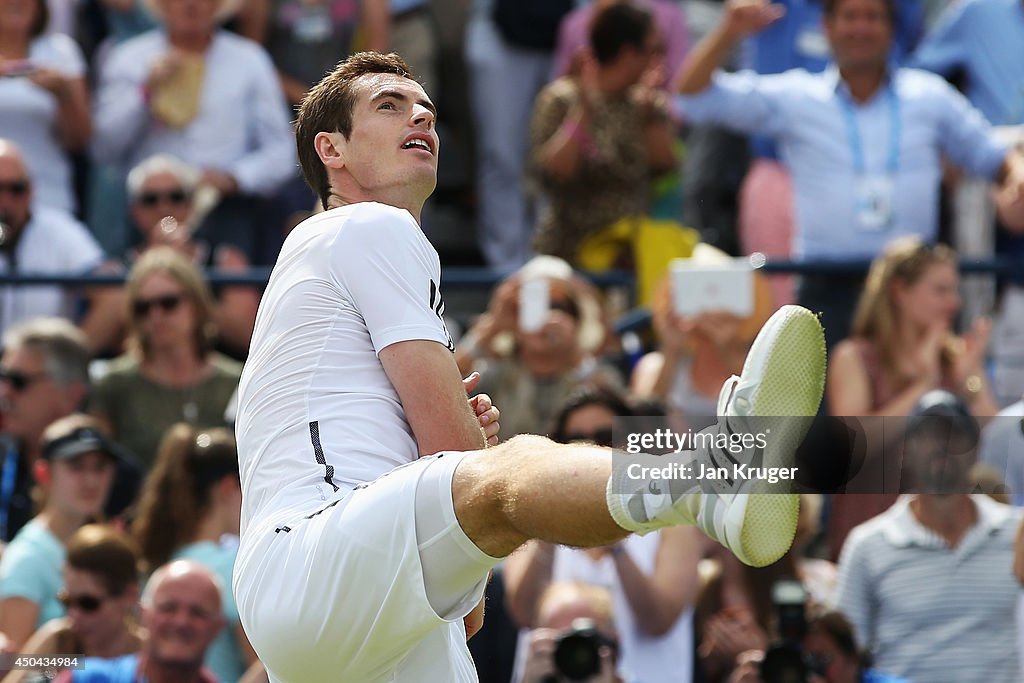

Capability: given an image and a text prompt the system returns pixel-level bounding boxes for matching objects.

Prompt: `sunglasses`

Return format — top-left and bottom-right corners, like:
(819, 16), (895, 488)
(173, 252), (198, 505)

(0, 180), (29, 197)
(132, 293), (184, 318)
(58, 591), (106, 614)
(136, 189), (190, 207)
(0, 367), (49, 392)
(563, 427), (615, 447)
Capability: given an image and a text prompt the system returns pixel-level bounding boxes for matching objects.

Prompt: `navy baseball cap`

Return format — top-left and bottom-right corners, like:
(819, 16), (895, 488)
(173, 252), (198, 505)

(42, 426), (117, 463)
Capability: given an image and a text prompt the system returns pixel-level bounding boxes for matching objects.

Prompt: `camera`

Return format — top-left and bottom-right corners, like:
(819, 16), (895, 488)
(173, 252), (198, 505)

(760, 580), (827, 683)
(541, 618), (618, 682)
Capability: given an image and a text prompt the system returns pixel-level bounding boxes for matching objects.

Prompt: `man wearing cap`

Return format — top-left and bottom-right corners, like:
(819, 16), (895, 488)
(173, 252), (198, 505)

(0, 414), (117, 652)
(836, 390), (1024, 682)
(0, 318), (142, 547)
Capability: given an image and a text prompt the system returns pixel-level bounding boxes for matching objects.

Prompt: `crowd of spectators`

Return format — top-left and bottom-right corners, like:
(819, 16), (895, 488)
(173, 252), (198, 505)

(1, 0), (1024, 681)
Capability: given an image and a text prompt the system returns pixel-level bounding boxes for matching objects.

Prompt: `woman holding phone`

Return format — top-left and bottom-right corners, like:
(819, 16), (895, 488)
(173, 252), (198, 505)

(0, 0), (91, 213)
(456, 255), (620, 438)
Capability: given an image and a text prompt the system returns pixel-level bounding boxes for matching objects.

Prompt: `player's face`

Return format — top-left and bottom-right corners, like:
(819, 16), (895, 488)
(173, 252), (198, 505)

(145, 574), (224, 668)
(824, 0), (893, 73)
(339, 73), (439, 203)
(0, 152), (32, 233)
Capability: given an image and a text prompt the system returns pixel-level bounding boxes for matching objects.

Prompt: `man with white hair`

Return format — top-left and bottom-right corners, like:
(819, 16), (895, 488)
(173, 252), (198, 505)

(125, 154), (260, 355)
(93, 0), (296, 263)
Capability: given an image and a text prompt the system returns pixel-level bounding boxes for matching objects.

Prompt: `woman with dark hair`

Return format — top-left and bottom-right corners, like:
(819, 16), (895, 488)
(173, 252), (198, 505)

(5, 524), (144, 683)
(0, 0), (91, 212)
(90, 247), (241, 469)
(131, 424), (254, 683)
(826, 236), (998, 557)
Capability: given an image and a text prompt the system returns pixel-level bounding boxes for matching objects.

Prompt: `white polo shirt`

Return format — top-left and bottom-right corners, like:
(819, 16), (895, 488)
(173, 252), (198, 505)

(837, 494), (1022, 683)
(235, 202), (454, 532)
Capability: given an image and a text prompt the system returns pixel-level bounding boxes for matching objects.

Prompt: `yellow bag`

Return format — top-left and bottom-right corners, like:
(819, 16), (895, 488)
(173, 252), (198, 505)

(577, 216), (701, 307)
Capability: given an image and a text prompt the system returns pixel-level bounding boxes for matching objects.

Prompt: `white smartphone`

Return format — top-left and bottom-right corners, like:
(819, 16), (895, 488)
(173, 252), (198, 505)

(518, 278), (550, 333)
(670, 257), (754, 317)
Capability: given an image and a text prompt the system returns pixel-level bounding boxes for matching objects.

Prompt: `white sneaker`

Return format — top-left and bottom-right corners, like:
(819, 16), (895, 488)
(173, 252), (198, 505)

(608, 305), (826, 567)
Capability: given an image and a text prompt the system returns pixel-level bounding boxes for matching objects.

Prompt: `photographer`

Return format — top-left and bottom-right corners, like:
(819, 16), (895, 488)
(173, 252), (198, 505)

(516, 582), (624, 683)
(728, 610), (907, 683)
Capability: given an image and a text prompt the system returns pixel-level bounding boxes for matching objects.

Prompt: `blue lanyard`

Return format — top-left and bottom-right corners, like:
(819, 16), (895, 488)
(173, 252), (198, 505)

(839, 84), (901, 175)
(0, 446), (18, 541)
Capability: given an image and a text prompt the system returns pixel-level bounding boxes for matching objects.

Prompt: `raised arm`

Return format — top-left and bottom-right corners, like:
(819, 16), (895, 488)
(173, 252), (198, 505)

(673, 0), (785, 95)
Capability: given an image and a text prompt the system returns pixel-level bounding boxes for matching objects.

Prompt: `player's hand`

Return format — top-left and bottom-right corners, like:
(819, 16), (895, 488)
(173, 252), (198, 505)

(464, 372), (500, 446)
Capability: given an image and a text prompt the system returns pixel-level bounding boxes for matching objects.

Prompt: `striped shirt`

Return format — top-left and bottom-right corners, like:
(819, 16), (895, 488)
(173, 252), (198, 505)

(837, 495), (1022, 683)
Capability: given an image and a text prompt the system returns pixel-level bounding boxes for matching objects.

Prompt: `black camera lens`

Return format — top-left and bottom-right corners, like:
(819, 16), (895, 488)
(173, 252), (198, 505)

(761, 643), (809, 683)
(552, 619), (614, 681)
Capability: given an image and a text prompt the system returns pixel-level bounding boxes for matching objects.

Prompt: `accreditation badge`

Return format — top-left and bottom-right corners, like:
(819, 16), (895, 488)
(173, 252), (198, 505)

(855, 174), (895, 232)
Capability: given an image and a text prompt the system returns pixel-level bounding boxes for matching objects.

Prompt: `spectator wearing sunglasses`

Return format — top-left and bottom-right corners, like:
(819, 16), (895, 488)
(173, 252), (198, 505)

(131, 424), (255, 683)
(125, 154), (260, 358)
(5, 524), (144, 682)
(504, 388), (702, 683)
(0, 415), (117, 652)
(0, 141), (125, 354)
(90, 248), (240, 470)
(53, 559), (225, 683)
(455, 255), (621, 439)
(0, 319), (142, 546)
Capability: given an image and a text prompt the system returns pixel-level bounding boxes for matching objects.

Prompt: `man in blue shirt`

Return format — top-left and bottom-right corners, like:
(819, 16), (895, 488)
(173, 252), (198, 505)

(910, 0), (1024, 405)
(674, 0), (1024, 349)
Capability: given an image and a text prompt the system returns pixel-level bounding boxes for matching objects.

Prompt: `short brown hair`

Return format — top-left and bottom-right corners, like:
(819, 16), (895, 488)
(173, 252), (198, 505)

(66, 524), (141, 596)
(295, 52), (416, 210)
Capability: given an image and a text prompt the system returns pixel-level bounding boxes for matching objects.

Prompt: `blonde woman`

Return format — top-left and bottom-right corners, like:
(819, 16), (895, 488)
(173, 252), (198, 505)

(826, 236), (998, 556)
(90, 247), (240, 469)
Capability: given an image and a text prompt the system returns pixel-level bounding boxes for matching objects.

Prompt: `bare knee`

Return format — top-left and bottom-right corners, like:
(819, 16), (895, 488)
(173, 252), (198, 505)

(451, 435), (556, 557)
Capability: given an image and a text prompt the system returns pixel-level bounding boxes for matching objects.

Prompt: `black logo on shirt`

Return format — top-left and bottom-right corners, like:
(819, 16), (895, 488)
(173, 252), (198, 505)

(429, 279), (456, 352)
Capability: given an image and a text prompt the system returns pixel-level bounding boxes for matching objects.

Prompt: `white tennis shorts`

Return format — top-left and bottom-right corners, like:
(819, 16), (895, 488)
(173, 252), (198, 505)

(233, 452), (496, 683)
